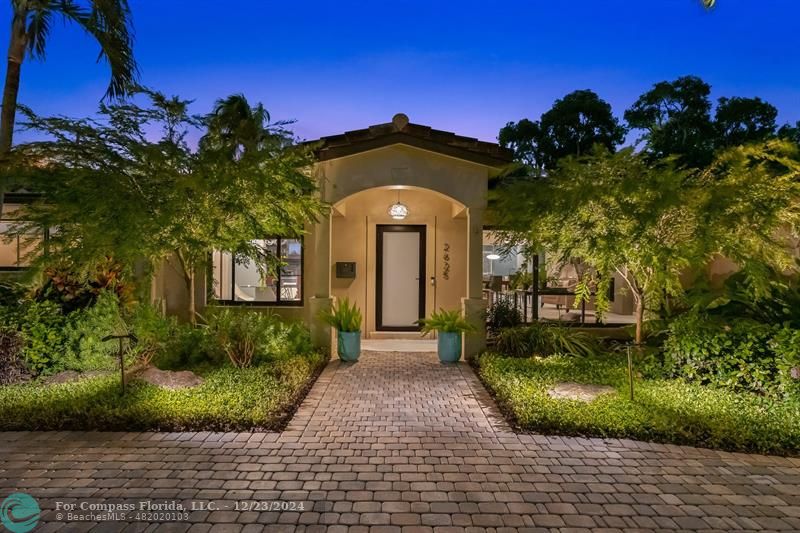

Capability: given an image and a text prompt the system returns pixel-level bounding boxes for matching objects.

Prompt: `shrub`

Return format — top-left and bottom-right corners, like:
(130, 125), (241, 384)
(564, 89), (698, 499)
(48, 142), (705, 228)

(662, 313), (780, 395)
(127, 303), (175, 367)
(772, 327), (800, 400)
(266, 321), (313, 360)
(35, 260), (132, 313)
(62, 291), (127, 372)
(0, 328), (29, 385)
(496, 322), (599, 358)
(205, 310), (279, 368)
(486, 298), (522, 338)
(159, 324), (216, 369)
(19, 300), (69, 374)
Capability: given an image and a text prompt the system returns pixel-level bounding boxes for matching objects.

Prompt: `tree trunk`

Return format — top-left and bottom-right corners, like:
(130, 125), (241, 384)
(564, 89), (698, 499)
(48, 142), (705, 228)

(188, 270), (196, 325)
(1, 17), (27, 155)
(634, 294), (645, 346)
(0, 16), (28, 222)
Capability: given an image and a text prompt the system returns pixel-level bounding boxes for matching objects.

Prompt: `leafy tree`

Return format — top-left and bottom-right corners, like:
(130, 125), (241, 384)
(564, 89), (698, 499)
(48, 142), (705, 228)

(625, 76), (715, 168)
(5, 91), (326, 321)
(498, 118), (543, 174)
(779, 121), (800, 146)
(537, 90), (626, 170)
(200, 94), (284, 159)
(498, 90), (624, 174)
(714, 96), (778, 148)
(493, 142), (800, 345)
(1, 0), (138, 154)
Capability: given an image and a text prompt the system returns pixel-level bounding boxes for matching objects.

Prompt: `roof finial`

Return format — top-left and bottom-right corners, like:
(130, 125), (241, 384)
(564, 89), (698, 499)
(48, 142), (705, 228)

(392, 113), (409, 131)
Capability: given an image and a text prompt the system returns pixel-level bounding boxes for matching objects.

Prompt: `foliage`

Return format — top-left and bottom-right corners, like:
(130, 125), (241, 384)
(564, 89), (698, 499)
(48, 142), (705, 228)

(0, 328), (28, 385)
(127, 303), (175, 367)
(205, 309), (273, 368)
(0, 352), (327, 431)
(663, 314), (780, 394)
(476, 352), (800, 456)
(486, 298), (522, 338)
(493, 142), (800, 344)
(683, 269), (800, 328)
(0, 0), (138, 152)
(496, 323), (599, 358)
(158, 325), (216, 370)
(508, 269), (533, 291)
(318, 298), (362, 332)
(6, 90), (326, 319)
(714, 96), (778, 149)
(417, 308), (476, 335)
(0, 281), (27, 307)
(499, 90), (625, 174)
(772, 328), (800, 400)
(62, 290), (127, 372)
(34, 260), (132, 313)
(624, 75), (716, 168)
(7, 0), (137, 99)
(18, 299), (68, 374)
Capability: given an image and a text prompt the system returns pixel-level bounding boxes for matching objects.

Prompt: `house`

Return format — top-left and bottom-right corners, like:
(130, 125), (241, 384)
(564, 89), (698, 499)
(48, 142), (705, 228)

(151, 113), (513, 356)
(1, 114), (646, 356)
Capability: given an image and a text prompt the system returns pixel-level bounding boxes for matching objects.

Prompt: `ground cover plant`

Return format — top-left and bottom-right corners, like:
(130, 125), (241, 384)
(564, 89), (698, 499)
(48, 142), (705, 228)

(476, 351), (800, 455)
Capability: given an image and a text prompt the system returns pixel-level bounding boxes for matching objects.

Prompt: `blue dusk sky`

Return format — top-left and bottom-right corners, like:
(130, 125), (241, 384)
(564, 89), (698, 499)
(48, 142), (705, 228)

(2, 0), (799, 144)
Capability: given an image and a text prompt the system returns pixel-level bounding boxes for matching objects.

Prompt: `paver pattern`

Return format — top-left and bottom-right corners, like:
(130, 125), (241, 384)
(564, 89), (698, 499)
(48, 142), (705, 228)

(1, 350), (800, 532)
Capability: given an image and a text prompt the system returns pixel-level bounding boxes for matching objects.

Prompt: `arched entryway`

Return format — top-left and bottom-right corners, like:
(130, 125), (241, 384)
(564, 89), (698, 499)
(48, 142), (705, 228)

(328, 185), (470, 337)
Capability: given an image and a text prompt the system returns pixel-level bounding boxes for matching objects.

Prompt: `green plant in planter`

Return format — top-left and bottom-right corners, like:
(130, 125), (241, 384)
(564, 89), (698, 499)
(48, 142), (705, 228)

(417, 309), (476, 363)
(318, 298), (362, 362)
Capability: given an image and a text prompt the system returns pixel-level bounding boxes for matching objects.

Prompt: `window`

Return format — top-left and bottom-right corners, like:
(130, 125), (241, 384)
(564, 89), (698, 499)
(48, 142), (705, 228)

(0, 203), (44, 271)
(211, 238), (303, 305)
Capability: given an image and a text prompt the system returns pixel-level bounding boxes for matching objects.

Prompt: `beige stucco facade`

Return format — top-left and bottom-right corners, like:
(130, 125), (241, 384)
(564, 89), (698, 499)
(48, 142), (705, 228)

(148, 116), (512, 358)
(305, 143), (498, 357)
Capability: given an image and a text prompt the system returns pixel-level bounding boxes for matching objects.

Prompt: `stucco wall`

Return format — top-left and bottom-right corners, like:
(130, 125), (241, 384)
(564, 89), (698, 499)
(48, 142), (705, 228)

(318, 144), (489, 209)
(330, 187), (468, 336)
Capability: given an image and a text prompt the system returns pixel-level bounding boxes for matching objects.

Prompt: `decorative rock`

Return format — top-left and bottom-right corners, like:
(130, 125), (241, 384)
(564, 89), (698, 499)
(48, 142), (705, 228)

(548, 382), (616, 402)
(44, 370), (81, 384)
(138, 367), (203, 390)
(44, 370), (113, 385)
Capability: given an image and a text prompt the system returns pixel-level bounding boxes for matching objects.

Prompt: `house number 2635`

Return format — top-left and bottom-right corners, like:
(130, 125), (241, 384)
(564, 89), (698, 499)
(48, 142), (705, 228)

(443, 243), (450, 280)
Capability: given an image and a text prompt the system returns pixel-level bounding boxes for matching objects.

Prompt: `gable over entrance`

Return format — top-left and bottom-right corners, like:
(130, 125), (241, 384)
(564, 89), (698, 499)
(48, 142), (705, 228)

(304, 114), (512, 357)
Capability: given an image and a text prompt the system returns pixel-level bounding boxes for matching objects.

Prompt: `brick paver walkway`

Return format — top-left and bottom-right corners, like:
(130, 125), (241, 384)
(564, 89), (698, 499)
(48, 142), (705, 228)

(2, 351), (800, 532)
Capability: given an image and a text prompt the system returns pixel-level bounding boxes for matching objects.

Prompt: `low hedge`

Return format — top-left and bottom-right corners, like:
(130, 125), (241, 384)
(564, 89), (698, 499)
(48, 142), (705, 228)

(662, 313), (800, 397)
(477, 352), (800, 456)
(0, 351), (327, 431)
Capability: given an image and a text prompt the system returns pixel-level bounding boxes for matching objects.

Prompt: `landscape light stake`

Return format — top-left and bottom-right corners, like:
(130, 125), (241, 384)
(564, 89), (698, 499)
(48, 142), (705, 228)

(627, 344), (635, 401)
(102, 333), (138, 395)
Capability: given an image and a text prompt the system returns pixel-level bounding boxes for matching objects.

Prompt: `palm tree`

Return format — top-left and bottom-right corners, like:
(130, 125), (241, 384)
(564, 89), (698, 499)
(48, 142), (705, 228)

(0, 0), (138, 155)
(200, 94), (287, 159)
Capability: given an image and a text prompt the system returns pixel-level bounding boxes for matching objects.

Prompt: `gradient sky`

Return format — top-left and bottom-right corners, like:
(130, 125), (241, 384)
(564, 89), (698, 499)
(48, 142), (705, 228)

(2, 0), (799, 144)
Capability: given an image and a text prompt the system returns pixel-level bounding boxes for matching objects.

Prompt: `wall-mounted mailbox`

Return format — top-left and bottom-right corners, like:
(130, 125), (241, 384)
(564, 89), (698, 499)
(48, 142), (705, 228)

(335, 261), (356, 279)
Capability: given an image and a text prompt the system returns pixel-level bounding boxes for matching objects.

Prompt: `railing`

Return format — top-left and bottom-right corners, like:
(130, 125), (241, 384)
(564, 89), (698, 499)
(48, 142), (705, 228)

(483, 287), (590, 325)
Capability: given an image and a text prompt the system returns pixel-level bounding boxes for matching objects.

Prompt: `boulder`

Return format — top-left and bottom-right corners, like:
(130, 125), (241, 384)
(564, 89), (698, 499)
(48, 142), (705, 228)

(138, 367), (203, 390)
(44, 370), (81, 385)
(548, 382), (615, 402)
(43, 370), (113, 385)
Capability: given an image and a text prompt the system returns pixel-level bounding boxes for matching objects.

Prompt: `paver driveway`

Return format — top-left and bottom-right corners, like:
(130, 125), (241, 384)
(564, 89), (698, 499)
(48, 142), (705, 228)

(1, 350), (800, 532)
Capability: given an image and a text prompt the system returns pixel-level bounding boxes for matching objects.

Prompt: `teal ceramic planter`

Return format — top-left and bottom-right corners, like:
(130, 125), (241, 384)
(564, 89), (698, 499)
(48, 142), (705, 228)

(337, 330), (361, 362)
(437, 332), (462, 363)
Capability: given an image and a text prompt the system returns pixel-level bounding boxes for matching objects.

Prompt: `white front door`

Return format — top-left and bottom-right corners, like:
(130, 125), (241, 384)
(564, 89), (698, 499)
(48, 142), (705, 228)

(377, 225), (425, 330)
